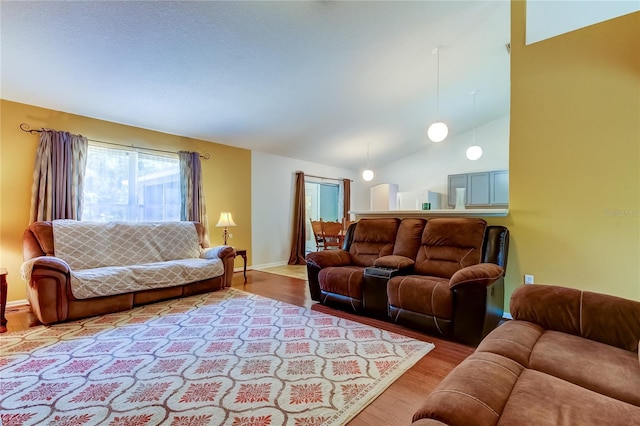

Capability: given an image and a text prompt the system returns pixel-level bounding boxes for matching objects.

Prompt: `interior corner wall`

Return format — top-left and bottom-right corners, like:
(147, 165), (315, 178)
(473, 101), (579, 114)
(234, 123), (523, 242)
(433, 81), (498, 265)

(250, 151), (367, 269)
(0, 100), (251, 303)
(510, 3), (640, 301)
(376, 115), (510, 196)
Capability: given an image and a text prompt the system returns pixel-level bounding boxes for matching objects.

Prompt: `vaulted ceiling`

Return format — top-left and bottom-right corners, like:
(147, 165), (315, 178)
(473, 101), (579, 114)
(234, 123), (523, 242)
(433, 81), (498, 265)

(1, 1), (511, 170)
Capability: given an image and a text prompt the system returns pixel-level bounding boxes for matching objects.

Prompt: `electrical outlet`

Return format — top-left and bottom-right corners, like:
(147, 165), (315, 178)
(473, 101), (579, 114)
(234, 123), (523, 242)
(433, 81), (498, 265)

(524, 274), (534, 285)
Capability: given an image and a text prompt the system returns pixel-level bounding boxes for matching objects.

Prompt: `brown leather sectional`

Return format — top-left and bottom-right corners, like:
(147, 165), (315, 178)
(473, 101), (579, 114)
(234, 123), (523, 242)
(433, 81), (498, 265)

(22, 221), (236, 325)
(413, 284), (640, 425)
(306, 217), (510, 346)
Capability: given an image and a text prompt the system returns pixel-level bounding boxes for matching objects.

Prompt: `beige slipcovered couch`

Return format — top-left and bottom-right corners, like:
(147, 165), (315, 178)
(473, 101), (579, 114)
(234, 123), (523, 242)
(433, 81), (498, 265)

(22, 220), (236, 325)
(413, 284), (640, 425)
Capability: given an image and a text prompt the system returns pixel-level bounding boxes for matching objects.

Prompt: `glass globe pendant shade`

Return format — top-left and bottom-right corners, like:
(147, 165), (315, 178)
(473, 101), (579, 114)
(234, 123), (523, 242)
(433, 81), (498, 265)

(466, 145), (483, 161)
(362, 169), (374, 181)
(427, 121), (448, 142)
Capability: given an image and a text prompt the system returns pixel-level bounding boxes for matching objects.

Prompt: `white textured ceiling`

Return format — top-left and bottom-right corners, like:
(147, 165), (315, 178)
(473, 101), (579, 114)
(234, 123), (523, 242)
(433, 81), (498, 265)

(1, 1), (510, 171)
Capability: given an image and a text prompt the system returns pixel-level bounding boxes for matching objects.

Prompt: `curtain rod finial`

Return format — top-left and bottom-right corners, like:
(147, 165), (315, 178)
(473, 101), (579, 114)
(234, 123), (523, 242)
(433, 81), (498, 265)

(20, 123), (42, 134)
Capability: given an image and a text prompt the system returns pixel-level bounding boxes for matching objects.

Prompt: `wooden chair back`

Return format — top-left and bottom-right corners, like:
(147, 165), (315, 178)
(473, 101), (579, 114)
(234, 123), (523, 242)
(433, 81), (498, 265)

(310, 220), (324, 251)
(321, 220), (344, 250)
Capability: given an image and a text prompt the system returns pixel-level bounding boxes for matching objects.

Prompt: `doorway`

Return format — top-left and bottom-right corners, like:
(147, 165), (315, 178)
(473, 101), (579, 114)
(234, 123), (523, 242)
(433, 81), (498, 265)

(305, 180), (340, 252)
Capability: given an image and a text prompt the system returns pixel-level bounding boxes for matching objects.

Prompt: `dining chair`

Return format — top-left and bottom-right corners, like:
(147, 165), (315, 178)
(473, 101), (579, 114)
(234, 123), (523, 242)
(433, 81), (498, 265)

(321, 220), (344, 250)
(310, 220), (324, 251)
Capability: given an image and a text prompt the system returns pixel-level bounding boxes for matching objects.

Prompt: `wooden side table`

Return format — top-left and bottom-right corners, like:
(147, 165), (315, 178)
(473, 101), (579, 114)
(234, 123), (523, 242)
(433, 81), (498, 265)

(235, 249), (247, 283)
(0, 268), (8, 333)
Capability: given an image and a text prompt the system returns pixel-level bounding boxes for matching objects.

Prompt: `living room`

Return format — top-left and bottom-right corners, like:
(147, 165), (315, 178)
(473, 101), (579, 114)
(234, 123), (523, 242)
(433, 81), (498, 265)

(0, 1), (638, 424)
(2, 1), (638, 312)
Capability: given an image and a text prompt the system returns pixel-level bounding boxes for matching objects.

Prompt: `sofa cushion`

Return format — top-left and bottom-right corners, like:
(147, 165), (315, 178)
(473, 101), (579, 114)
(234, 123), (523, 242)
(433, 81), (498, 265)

(68, 258), (225, 299)
(388, 275), (452, 319)
(392, 218), (426, 259)
(529, 330), (640, 406)
(413, 351), (524, 426)
(318, 266), (365, 299)
(348, 219), (399, 267)
(497, 369), (640, 426)
(414, 218), (486, 278)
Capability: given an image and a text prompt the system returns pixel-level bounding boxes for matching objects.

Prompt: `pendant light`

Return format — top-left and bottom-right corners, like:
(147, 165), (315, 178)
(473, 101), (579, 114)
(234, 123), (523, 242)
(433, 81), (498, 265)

(466, 90), (483, 161)
(362, 143), (374, 181)
(427, 47), (448, 143)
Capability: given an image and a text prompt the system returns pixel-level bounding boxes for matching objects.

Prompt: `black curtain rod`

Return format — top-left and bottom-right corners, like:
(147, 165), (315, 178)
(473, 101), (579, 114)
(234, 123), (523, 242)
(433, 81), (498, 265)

(304, 173), (353, 183)
(20, 123), (210, 160)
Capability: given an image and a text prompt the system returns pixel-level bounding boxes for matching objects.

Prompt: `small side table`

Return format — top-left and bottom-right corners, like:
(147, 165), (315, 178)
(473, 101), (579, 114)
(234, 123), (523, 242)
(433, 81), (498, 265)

(235, 249), (247, 283)
(0, 268), (8, 333)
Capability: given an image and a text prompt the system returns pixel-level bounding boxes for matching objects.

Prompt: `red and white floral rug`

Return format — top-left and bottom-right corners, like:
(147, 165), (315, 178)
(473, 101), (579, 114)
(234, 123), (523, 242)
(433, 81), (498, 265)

(0, 288), (434, 426)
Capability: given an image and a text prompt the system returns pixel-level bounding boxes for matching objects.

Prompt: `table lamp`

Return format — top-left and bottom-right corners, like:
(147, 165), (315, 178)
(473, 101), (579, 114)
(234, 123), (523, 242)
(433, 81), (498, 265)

(216, 212), (236, 245)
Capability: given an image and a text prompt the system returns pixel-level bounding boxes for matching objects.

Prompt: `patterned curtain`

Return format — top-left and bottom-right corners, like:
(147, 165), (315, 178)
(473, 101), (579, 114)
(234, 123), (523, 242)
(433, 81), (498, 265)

(288, 171), (307, 265)
(29, 129), (88, 223)
(178, 151), (210, 245)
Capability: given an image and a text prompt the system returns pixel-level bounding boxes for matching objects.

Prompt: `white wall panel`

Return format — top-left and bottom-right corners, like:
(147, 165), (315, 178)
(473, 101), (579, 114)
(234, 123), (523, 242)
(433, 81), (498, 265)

(251, 151), (368, 268)
(376, 115), (510, 199)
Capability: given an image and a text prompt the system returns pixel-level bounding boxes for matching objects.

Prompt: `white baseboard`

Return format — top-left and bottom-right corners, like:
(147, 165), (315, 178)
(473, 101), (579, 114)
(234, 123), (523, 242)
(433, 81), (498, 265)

(250, 261), (289, 270)
(7, 299), (29, 308)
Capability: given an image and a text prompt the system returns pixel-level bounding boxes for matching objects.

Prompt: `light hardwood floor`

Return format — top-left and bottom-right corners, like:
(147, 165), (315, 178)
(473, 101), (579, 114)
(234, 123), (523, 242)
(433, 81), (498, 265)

(4, 269), (474, 426)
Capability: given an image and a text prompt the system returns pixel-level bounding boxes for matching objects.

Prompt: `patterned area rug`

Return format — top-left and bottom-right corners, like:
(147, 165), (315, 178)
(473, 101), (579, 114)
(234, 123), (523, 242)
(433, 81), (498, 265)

(0, 288), (434, 426)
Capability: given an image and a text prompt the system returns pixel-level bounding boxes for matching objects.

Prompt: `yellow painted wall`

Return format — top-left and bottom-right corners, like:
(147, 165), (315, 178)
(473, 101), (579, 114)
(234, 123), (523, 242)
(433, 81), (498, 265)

(0, 100), (252, 303)
(506, 3), (640, 303)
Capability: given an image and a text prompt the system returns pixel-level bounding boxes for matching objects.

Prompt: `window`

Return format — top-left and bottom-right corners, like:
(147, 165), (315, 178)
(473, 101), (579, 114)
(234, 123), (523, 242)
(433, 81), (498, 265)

(82, 145), (180, 222)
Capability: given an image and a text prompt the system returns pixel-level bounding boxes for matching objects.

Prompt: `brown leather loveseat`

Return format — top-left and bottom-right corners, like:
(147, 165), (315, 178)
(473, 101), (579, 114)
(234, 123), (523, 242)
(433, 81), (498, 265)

(306, 217), (509, 346)
(412, 284), (640, 425)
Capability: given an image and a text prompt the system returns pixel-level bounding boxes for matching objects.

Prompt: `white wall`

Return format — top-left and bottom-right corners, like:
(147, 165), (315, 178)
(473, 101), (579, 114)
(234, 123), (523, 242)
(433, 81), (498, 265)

(375, 115), (510, 198)
(526, 0), (639, 45)
(250, 115), (508, 267)
(251, 151), (369, 268)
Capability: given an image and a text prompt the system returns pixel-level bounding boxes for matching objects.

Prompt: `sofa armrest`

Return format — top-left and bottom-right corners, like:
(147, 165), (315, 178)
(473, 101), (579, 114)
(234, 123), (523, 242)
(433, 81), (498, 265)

(449, 263), (504, 290)
(201, 245), (236, 288)
(451, 266), (505, 346)
(510, 284), (640, 352)
(22, 256), (70, 278)
(201, 245), (235, 260)
(21, 256), (72, 325)
(306, 250), (352, 269)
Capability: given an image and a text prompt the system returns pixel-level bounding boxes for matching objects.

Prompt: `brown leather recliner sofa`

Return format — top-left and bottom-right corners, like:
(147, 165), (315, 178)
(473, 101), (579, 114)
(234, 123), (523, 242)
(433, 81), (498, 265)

(306, 217), (510, 346)
(21, 220), (236, 325)
(413, 284), (640, 425)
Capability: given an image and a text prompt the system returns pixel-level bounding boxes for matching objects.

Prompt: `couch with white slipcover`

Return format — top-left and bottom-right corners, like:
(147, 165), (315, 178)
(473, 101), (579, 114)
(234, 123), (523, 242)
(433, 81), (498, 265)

(21, 220), (235, 325)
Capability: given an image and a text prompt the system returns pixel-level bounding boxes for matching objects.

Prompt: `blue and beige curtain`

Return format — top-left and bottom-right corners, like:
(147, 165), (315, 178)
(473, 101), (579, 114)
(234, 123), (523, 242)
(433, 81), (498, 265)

(29, 130), (88, 223)
(178, 151), (210, 245)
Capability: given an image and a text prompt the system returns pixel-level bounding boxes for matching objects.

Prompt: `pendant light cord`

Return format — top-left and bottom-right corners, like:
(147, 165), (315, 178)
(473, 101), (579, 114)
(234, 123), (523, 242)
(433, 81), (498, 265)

(472, 90), (477, 143)
(435, 47), (440, 115)
(366, 143), (371, 168)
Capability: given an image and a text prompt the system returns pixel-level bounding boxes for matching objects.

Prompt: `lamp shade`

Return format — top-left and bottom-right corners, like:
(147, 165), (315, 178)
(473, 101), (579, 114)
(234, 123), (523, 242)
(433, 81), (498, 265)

(427, 121), (448, 142)
(216, 212), (236, 227)
(466, 146), (483, 161)
(362, 169), (374, 181)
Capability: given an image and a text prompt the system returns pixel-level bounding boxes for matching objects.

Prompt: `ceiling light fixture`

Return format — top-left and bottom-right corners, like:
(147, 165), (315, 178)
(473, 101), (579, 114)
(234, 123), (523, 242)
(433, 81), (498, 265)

(466, 90), (483, 161)
(362, 143), (374, 182)
(427, 47), (448, 143)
